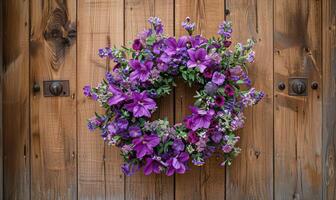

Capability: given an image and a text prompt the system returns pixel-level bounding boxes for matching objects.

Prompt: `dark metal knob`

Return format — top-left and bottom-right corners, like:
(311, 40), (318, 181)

(32, 83), (40, 93)
(49, 82), (63, 96)
(311, 81), (319, 90)
(278, 82), (286, 90)
(291, 79), (306, 95)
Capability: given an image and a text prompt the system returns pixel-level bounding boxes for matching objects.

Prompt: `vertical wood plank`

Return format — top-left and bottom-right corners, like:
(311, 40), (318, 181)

(124, 0), (175, 199)
(225, 0), (274, 199)
(30, 0), (77, 199)
(3, 0), (30, 199)
(322, 0), (336, 199)
(174, 1), (225, 199)
(274, 0), (322, 199)
(77, 1), (125, 199)
(101, 1), (125, 199)
(0, 0), (3, 198)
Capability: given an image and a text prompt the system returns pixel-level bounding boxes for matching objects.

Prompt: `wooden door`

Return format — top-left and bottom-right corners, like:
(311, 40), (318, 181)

(2, 0), (335, 199)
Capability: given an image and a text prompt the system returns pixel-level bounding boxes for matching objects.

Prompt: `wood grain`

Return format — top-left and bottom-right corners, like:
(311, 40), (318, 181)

(225, 0), (274, 199)
(124, 0), (175, 199)
(174, 1), (225, 199)
(274, 0), (323, 199)
(30, 0), (77, 199)
(102, 1), (125, 199)
(77, 1), (124, 199)
(0, 0), (3, 198)
(322, 0), (336, 199)
(3, 0), (30, 199)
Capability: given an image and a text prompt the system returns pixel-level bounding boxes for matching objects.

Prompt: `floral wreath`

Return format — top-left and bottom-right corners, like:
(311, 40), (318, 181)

(84, 17), (264, 176)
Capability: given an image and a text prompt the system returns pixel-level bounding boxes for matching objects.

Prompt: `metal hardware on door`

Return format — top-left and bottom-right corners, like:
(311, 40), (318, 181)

(32, 82), (41, 94)
(277, 82), (286, 90)
(43, 80), (70, 97)
(311, 81), (319, 90)
(49, 82), (63, 96)
(288, 77), (308, 96)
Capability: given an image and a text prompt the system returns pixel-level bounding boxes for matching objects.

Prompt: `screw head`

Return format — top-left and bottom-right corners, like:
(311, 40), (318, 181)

(311, 81), (319, 90)
(278, 82), (286, 90)
(225, 9), (230, 15)
(32, 83), (40, 93)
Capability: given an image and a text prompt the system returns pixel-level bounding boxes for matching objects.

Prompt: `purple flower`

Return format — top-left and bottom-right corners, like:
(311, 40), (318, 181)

(246, 51), (255, 63)
(192, 159), (205, 166)
(203, 67), (214, 79)
(83, 85), (91, 97)
(152, 42), (161, 54)
(224, 85), (235, 97)
(189, 107), (215, 131)
(132, 134), (161, 158)
(229, 66), (243, 81)
(182, 17), (195, 35)
(105, 72), (116, 84)
(108, 85), (126, 105)
(231, 113), (245, 131)
(204, 82), (218, 96)
(166, 152), (189, 176)
(108, 123), (118, 135)
(116, 118), (128, 130)
(187, 48), (210, 73)
(129, 126), (142, 138)
(223, 40), (232, 48)
(129, 60), (153, 82)
(143, 157), (162, 175)
(132, 39), (143, 51)
(148, 16), (163, 34)
(211, 131), (223, 143)
(157, 58), (169, 72)
(218, 21), (232, 38)
(121, 163), (139, 176)
(241, 88), (265, 107)
(125, 91), (157, 118)
(172, 139), (185, 152)
(222, 144), (233, 153)
(187, 131), (199, 143)
(164, 36), (187, 56)
(189, 35), (207, 48)
(215, 96), (225, 107)
(87, 117), (103, 131)
(212, 72), (226, 85)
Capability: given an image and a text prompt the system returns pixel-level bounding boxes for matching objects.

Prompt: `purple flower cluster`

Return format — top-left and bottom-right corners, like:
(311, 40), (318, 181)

(84, 17), (264, 176)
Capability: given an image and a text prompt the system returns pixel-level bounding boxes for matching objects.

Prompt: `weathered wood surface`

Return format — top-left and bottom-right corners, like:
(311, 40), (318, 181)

(3, 0), (30, 199)
(274, 0), (323, 199)
(225, 0), (274, 199)
(2, 0), (336, 199)
(322, 0), (336, 199)
(0, 0), (3, 198)
(30, 0), (77, 199)
(77, 1), (124, 199)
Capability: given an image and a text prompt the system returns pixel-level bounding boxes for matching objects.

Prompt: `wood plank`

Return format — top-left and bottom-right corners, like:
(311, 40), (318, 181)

(0, 0), (3, 198)
(101, 1), (125, 199)
(225, 0), (274, 199)
(30, 0), (77, 199)
(124, 0), (175, 199)
(174, 1), (225, 199)
(77, 1), (124, 199)
(322, 0), (336, 199)
(3, 0), (30, 199)
(274, 0), (322, 199)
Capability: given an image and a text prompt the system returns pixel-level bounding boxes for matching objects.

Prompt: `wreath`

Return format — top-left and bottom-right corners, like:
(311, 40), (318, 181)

(84, 17), (264, 176)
